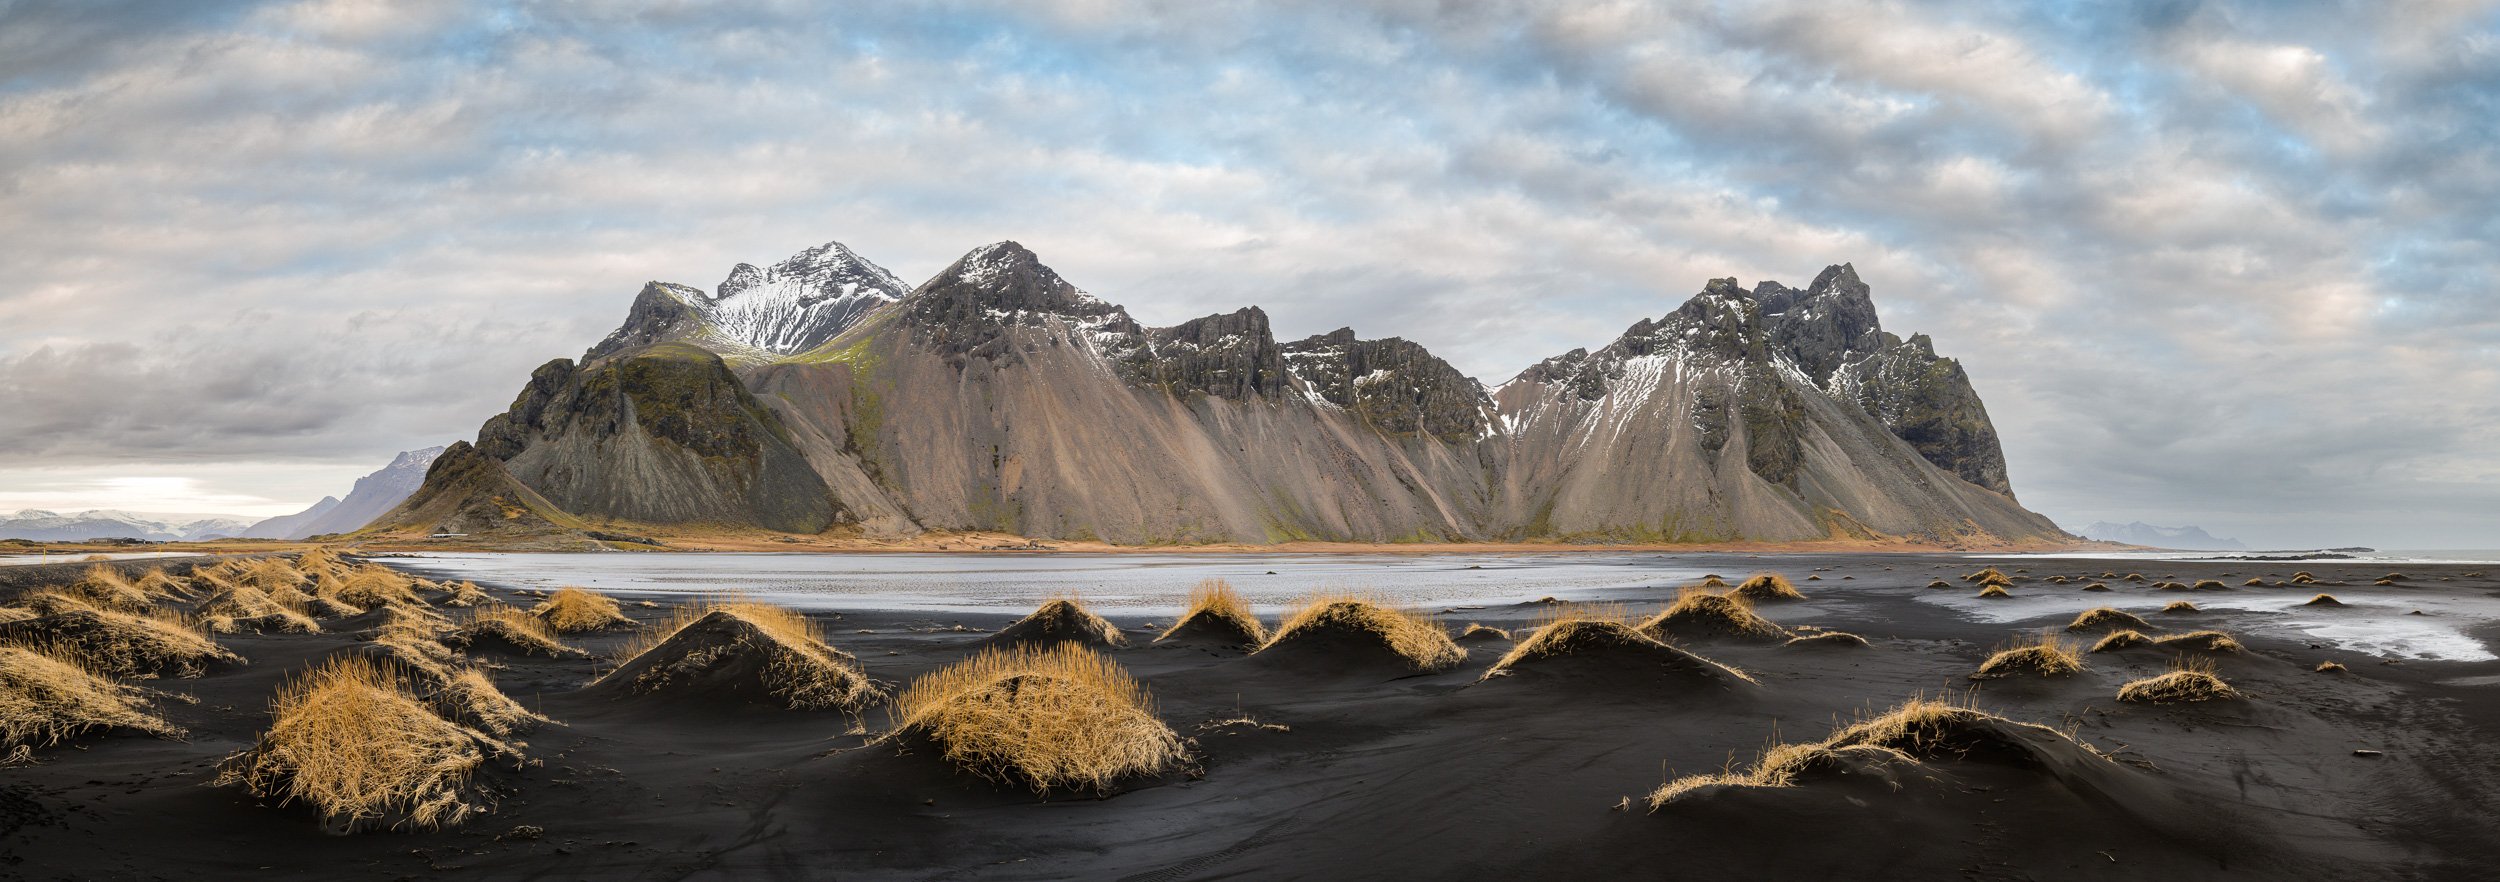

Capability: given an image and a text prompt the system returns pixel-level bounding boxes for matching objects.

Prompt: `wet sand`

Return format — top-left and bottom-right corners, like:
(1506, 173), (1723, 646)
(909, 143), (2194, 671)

(5, 554), (2498, 879)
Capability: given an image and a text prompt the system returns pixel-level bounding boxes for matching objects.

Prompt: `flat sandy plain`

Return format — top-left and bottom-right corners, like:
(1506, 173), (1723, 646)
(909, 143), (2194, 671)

(4, 552), (2497, 880)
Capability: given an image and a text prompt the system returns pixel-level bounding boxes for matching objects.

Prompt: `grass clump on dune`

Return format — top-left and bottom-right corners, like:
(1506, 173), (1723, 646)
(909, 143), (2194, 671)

(1730, 573), (1805, 602)
(1962, 568), (2009, 584)
(1484, 610), (1754, 683)
(1976, 584), (2011, 598)
(1785, 629), (1869, 648)
(1458, 623), (1511, 641)
(2161, 600), (2199, 613)
(2153, 630), (2243, 653)
(530, 587), (631, 633)
(1925, 579), (1951, 589)
(197, 584), (322, 635)
(2081, 582), (2111, 592)
(1156, 580), (1264, 646)
(216, 656), (520, 834)
(2304, 593), (2344, 607)
(1, 643), (184, 751)
(991, 596), (1126, 649)
(2117, 659), (2238, 704)
(1640, 588), (1788, 641)
(438, 582), (491, 608)
(445, 606), (584, 659)
(2314, 660), (2346, 673)
(1259, 594), (1467, 672)
(2244, 578), (2267, 587)
(322, 567), (431, 612)
(1649, 696), (2092, 809)
(889, 644), (1186, 794)
(1971, 634), (2084, 679)
(64, 565), (155, 611)
(598, 601), (876, 711)
(0, 606), (239, 679)
(2088, 630), (2150, 652)
(2066, 607), (2153, 633)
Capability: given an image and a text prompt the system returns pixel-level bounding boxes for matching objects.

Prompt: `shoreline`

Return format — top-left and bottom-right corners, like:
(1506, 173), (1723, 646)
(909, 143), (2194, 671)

(11, 531), (2138, 557)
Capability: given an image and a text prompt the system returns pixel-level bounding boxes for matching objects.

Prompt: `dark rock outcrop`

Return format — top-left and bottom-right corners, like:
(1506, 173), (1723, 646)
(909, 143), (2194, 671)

(1281, 328), (1492, 441)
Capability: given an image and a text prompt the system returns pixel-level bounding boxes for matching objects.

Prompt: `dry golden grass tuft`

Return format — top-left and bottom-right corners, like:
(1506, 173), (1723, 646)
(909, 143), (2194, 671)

(0, 642), (183, 750)
(531, 587), (631, 633)
(1730, 573), (1805, 602)
(1924, 579), (1952, 589)
(2153, 630), (2243, 652)
(2082, 582), (2111, 592)
(2303, 593), (2344, 607)
(889, 644), (1186, 794)
(447, 606), (584, 658)
(1976, 584), (2012, 598)
(1458, 623), (1511, 641)
(2124, 573), (2147, 582)
(1971, 633), (2084, 679)
(2244, 578), (2267, 587)
(2066, 607), (2153, 633)
(323, 567), (431, 611)
(1639, 588), (1788, 641)
(65, 565), (154, 611)
(438, 582), (491, 608)
(1260, 594), (1467, 672)
(197, 584), (321, 635)
(2089, 630), (2151, 652)
(357, 622), (548, 739)
(2290, 571), (2317, 584)
(2117, 658), (2238, 704)
(2192, 579), (2228, 591)
(600, 600), (876, 711)
(1962, 567), (2010, 584)
(2161, 600), (2199, 613)
(216, 656), (519, 834)
(1649, 696), (2087, 809)
(133, 567), (193, 601)
(1157, 580), (1265, 644)
(2314, 660), (2346, 673)
(1785, 629), (1869, 648)
(0, 605), (239, 679)
(0, 607), (33, 626)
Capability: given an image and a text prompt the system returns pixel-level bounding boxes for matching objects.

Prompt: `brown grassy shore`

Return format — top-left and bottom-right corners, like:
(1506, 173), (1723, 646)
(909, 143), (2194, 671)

(5, 553), (2492, 879)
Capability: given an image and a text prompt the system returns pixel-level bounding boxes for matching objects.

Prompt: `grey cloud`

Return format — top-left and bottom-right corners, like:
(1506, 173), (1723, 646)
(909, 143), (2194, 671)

(1, 0), (2495, 547)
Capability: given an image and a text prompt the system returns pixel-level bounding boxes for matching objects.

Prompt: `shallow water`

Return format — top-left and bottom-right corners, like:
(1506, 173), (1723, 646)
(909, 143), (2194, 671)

(1921, 584), (2500, 662)
(384, 551), (1717, 615)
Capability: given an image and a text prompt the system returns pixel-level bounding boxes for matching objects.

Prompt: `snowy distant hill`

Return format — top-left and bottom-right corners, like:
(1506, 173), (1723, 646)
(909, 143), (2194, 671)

(0, 509), (255, 542)
(2075, 521), (2246, 550)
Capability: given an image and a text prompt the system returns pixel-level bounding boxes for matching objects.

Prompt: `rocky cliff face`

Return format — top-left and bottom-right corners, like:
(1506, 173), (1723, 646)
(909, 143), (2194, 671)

(1281, 329), (1494, 442)
(470, 344), (836, 533)
(385, 239), (2057, 546)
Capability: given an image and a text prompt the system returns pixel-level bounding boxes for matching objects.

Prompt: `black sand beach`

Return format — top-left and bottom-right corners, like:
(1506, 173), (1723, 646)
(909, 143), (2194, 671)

(5, 553), (2498, 880)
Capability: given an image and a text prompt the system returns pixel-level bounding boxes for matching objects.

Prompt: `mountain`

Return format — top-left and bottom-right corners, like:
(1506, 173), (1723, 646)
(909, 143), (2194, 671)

(0, 510), (255, 542)
(2075, 521), (2246, 551)
(242, 447), (446, 539)
(378, 239), (2063, 546)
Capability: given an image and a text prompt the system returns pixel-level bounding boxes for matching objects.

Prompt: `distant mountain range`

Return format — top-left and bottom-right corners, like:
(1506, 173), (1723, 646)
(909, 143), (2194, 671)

(377, 239), (2064, 546)
(0, 509), (256, 543)
(2074, 521), (2246, 551)
(241, 447), (445, 540)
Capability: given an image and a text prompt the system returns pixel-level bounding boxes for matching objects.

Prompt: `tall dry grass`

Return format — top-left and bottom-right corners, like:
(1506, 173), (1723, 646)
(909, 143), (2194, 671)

(889, 644), (1185, 793)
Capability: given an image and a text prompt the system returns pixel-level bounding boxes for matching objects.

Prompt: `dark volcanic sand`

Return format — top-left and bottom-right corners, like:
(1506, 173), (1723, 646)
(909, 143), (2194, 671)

(5, 554), (2500, 880)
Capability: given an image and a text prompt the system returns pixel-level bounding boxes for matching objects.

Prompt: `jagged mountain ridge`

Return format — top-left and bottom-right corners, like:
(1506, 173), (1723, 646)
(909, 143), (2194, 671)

(381, 239), (2060, 545)
(0, 510), (254, 542)
(587, 241), (908, 363)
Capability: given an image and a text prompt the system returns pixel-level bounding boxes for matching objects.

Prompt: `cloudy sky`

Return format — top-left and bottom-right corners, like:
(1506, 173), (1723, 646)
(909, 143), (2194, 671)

(3, 0), (2495, 547)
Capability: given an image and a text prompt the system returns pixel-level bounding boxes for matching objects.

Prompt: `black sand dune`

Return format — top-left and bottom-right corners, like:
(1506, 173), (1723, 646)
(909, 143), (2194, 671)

(4, 554), (2499, 879)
